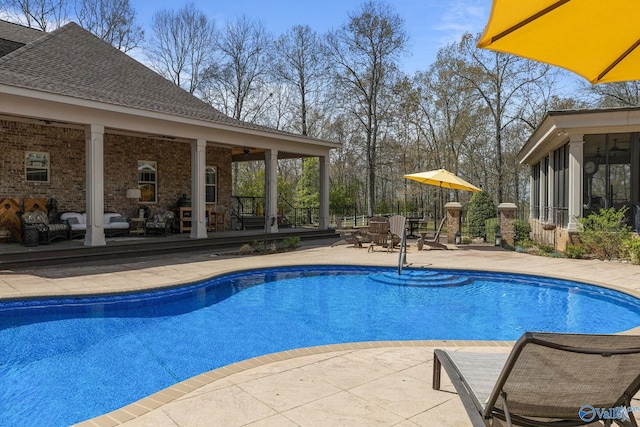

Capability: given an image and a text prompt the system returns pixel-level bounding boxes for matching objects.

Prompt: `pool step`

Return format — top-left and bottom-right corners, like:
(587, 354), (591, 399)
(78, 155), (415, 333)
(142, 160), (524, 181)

(368, 270), (472, 287)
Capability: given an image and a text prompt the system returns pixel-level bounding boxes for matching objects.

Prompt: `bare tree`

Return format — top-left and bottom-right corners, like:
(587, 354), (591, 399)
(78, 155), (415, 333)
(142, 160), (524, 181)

(273, 25), (327, 137)
(324, 1), (407, 216)
(200, 15), (273, 122)
(145, 3), (216, 94)
(412, 47), (491, 202)
(585, 81), (640, 108)
(0, 0), (68, 30)
(450, 33), (554, 204)
(75, 0), (143, 52)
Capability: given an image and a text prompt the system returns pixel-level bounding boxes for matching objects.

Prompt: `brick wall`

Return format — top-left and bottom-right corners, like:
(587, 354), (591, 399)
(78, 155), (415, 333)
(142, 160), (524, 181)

(0, 120), (232, 222)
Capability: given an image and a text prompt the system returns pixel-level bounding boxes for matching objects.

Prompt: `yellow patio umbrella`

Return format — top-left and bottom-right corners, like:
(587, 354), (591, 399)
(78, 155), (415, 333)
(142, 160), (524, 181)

(403, 169), (481, 192)
(477, 0), (640, 84)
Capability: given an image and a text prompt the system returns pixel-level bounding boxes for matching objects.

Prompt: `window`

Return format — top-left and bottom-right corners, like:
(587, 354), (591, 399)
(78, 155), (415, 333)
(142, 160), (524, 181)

(583, 133), (633, 217)
(25, 152), (49, 182)
(206, 166), (217, 203)
(552, 144), (569, 226)
(138, 161), (157, 203)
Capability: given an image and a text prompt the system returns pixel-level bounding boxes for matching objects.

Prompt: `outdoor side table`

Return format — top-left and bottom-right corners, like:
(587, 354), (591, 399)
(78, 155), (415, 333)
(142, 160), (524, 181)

(22, 224), (39, 247)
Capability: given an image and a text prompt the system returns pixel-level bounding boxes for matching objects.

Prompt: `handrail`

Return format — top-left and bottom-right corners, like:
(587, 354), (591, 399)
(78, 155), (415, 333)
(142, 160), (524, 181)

(398, 227), (407, 275)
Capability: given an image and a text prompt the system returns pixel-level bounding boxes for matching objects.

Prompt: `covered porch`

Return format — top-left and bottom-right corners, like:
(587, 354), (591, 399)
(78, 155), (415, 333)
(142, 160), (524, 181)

(0, 21), (339, 248)
(518, 107), (640, 250)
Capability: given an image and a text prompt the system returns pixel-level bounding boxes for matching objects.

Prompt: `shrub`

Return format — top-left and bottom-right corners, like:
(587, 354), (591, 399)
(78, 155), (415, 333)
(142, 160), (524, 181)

(564, 243), (588, 259)
(577, 207), (630, 259)
(513, 220), (532, 244)
(280, 236), (300, 250)
(537, 244), (555, 254)
(467, 191), (496, 241)
(484, 217), (499, 244)
(250, 240), (265, 252)
(239, 244), (254, 255)
(621, 237), (640, 264)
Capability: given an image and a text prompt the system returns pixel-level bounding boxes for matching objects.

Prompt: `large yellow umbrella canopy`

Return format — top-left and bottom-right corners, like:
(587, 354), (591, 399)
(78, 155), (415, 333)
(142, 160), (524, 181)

(477, 0), (640, 84)
(403, 169), (481, 192)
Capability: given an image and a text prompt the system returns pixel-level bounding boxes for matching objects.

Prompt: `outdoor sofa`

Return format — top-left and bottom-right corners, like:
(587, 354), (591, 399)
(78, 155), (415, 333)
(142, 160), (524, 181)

(60, 212), (130, 238)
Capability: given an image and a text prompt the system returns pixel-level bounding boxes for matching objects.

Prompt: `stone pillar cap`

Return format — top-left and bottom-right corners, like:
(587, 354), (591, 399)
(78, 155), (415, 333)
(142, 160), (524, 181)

(444, 202), (462, 209)
(498, 202), (517, 210)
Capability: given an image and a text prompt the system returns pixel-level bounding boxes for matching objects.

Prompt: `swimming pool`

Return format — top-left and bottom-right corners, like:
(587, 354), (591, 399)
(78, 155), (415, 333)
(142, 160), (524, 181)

(1, 265), (639, 426)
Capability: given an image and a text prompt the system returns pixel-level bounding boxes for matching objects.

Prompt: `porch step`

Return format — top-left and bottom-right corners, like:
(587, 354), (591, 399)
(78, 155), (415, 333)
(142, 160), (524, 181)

(237, 216), (292, 230)
(0, 228), (337, 270)
(240, 216), (265, 230)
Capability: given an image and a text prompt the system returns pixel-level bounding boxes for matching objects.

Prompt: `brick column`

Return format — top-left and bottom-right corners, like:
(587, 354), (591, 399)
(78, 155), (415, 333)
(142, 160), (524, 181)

(498, 203), (517, 247)
(445, 202), (462, 244)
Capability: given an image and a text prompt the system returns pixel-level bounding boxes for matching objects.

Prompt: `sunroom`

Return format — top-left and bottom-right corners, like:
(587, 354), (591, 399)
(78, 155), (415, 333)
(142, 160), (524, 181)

(518, 107), (640, 250)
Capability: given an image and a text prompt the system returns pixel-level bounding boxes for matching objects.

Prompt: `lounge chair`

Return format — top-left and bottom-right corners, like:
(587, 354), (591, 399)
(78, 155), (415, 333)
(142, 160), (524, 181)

(387, 215), (406, 252)
(417, 216), (447, 250)
(432, 332), (640, 427)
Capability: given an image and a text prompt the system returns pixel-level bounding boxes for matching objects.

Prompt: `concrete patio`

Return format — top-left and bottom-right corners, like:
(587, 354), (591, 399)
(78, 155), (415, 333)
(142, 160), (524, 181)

(1, 240), (639, 426)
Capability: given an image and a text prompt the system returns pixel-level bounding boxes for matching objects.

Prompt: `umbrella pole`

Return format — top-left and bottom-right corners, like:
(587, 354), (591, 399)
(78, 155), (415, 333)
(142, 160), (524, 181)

(439, 183), (444, 222)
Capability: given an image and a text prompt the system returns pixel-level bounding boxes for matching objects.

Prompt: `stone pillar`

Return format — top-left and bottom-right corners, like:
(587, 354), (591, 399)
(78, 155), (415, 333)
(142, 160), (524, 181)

(498, 203), (517, 247)
(445, 202), (462, 244)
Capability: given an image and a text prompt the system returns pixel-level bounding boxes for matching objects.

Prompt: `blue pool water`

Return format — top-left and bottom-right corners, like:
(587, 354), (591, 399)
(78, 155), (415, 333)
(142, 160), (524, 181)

(1, 265), (640, 426)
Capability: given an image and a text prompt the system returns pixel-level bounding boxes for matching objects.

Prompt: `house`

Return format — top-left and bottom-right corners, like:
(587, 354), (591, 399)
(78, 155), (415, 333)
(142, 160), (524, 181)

(518, 107), (640, 250)
(0, 20), (339, 246)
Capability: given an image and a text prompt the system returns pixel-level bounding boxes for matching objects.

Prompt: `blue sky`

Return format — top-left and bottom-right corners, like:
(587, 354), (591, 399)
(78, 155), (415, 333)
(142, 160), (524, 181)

(133, 0), (491, 74)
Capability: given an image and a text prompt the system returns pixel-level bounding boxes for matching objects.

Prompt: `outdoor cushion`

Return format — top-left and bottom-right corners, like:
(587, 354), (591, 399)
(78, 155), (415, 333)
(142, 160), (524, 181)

(105, 214), (129, 230)
(22, 210), (49, 225)
(60, 212), (86, 230)
(47, 223), (69, 232)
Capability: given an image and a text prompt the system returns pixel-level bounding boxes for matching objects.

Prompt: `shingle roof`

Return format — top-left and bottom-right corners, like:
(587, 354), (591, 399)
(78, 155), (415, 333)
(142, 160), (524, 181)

(0, 20), (43, 45)
(0, 21), (322, 141)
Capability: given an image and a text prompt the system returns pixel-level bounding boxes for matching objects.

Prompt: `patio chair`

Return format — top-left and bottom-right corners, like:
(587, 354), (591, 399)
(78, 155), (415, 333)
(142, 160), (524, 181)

(367, 216), (390, 252)
(331, 216), (362, 247)
(432, 332), (640, 427)
(20, 209), (70, 244)
(144, 210), (175, 236)
(417, 216), (447, 250)
(387, 215), (406, 252)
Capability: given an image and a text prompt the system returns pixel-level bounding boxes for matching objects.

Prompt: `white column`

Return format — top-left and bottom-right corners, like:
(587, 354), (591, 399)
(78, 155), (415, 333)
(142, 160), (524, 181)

(547, 153), (554, 223)
(539, 159), (547, 221)
(84, 124), (106, 246)
(190, 139), (207, 239)
(318, 154), (330, 229)
(567, 136), (584, 232)
(529, 171), (535, 219)
(265, 149), (278, 233)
